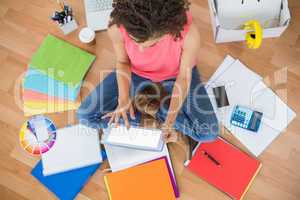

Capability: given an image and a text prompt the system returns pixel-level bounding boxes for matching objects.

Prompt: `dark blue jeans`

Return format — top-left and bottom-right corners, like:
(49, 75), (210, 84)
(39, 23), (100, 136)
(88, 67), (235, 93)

(77, 67), (219, 142)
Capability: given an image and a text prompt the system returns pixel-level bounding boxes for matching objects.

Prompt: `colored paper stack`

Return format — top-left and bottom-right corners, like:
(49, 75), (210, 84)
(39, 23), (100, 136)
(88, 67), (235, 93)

(22, 35), (95, 116)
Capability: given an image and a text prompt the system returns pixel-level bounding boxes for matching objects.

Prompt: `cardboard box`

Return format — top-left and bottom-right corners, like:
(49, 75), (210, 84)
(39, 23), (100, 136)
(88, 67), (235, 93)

(208, 0), (291, 43)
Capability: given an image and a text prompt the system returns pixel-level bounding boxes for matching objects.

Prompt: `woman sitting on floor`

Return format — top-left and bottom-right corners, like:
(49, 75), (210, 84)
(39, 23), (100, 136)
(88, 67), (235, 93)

(77, 0), (219, 143)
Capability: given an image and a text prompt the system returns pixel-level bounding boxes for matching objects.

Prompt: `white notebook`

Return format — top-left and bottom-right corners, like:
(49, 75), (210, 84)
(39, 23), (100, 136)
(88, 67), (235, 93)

(41, 124), (102, 176)
(102, 125), (164, 151)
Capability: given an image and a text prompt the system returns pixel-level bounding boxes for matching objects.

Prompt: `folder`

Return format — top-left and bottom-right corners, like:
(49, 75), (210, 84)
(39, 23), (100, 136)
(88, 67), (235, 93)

(31, 151), (106, 200)
(104, 143), (179, 197)
(30, 34), (95, 86)
(147, 157), (179, 198)
(23, 89), (76, 103)
(23, 68), (81, 101)
(104, 157), (176, 200)
(23, 100), (80, 116)
(187, 137), (261, 200)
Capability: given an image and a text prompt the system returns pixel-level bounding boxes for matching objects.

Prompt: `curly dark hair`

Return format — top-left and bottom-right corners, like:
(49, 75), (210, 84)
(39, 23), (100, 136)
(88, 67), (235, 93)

(109, 0), (190, 42)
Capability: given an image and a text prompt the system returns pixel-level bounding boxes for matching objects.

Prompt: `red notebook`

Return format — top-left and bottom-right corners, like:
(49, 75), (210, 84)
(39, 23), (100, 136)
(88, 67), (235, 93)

(187, 137), (261, 200)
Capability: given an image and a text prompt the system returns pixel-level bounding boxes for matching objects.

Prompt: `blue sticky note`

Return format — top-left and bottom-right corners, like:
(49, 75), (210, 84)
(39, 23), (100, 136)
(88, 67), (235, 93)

(31, 151), (107, 200)
(23, 68), (81, 101)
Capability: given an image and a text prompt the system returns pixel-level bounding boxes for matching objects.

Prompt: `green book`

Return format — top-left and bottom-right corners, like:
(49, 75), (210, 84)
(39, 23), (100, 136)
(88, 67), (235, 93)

(30, 35), (95, 86)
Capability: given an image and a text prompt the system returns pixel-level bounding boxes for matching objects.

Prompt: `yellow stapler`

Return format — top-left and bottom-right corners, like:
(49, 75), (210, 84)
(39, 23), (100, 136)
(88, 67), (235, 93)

(244, 20), (263, 49)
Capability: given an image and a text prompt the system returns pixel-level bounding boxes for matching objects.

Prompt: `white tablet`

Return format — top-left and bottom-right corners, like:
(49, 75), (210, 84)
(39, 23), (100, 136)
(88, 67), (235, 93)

(102, 125), (164, 152)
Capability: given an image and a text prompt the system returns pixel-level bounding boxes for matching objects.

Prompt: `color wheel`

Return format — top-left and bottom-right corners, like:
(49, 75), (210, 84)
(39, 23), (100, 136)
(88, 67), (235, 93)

(19, 117), (56, 155)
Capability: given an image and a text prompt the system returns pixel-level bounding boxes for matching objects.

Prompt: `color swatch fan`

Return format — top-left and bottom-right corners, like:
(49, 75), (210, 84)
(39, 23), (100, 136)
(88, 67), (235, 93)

(19, 116), (56, 155)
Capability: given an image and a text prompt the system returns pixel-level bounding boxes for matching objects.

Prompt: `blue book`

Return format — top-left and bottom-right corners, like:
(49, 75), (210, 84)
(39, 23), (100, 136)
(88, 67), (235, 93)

(31, 151), (106, 200)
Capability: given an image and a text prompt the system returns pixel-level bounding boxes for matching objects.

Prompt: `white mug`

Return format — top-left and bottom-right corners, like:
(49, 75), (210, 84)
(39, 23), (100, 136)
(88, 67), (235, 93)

(79, 27), (96, 45)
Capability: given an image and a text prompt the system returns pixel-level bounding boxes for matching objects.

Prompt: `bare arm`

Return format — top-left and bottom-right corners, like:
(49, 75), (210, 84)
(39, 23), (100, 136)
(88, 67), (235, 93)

(163, 23), (201, 140)
(103, 25), (135, 128)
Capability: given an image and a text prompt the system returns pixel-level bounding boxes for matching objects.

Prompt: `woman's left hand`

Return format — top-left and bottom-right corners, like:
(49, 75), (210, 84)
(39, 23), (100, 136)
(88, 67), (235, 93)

(161, 122), (178, 143)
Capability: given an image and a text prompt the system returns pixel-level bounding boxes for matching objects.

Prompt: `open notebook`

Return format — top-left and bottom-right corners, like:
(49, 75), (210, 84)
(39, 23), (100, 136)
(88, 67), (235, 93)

(41, 124), (102, 176)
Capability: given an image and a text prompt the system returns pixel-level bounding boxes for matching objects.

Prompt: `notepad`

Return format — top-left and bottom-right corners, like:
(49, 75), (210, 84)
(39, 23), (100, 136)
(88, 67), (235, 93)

(104, 158), (176, 200)
(187, 137), (261, 200)
(102, 125), (164, 151)
(41, 124), (102, 176)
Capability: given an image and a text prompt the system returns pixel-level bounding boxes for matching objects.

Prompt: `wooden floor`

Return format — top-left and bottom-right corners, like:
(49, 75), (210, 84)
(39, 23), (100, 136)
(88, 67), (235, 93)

(0, 0), (300, 199)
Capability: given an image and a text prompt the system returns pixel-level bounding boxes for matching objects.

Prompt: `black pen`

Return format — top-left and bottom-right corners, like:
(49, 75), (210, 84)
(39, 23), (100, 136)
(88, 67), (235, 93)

(202, 150), (221, 166)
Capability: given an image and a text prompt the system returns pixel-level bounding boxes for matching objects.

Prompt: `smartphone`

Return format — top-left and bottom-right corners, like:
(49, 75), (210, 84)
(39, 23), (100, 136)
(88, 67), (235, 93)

(212, 86), (229, 108)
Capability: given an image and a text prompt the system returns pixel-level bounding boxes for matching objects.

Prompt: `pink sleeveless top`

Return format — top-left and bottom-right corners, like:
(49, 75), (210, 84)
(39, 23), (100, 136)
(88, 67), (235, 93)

(119, 12), (193, 82)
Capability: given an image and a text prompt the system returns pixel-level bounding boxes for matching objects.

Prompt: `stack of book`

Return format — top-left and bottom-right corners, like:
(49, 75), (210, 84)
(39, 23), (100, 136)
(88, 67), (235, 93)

(102, 126), (179, 200)
(103, 135), (261, 200)
(22, 34), (95, 116)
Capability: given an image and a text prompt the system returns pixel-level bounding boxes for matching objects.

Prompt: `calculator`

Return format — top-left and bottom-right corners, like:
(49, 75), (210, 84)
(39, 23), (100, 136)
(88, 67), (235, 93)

(230, 105), (263, 132)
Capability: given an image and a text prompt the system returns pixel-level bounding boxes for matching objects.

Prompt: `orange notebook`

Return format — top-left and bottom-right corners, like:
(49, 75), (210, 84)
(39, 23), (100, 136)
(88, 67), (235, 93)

(187, 137), (261, 200)
(104, 158), (176, 200)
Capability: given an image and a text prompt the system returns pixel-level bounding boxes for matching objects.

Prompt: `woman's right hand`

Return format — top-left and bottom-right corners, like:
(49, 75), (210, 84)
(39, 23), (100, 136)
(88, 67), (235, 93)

(101, 98), (135, 129)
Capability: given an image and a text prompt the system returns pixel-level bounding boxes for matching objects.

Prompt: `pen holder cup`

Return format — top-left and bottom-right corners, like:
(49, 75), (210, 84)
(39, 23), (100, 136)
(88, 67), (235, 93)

(59, 19), (78, 35)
